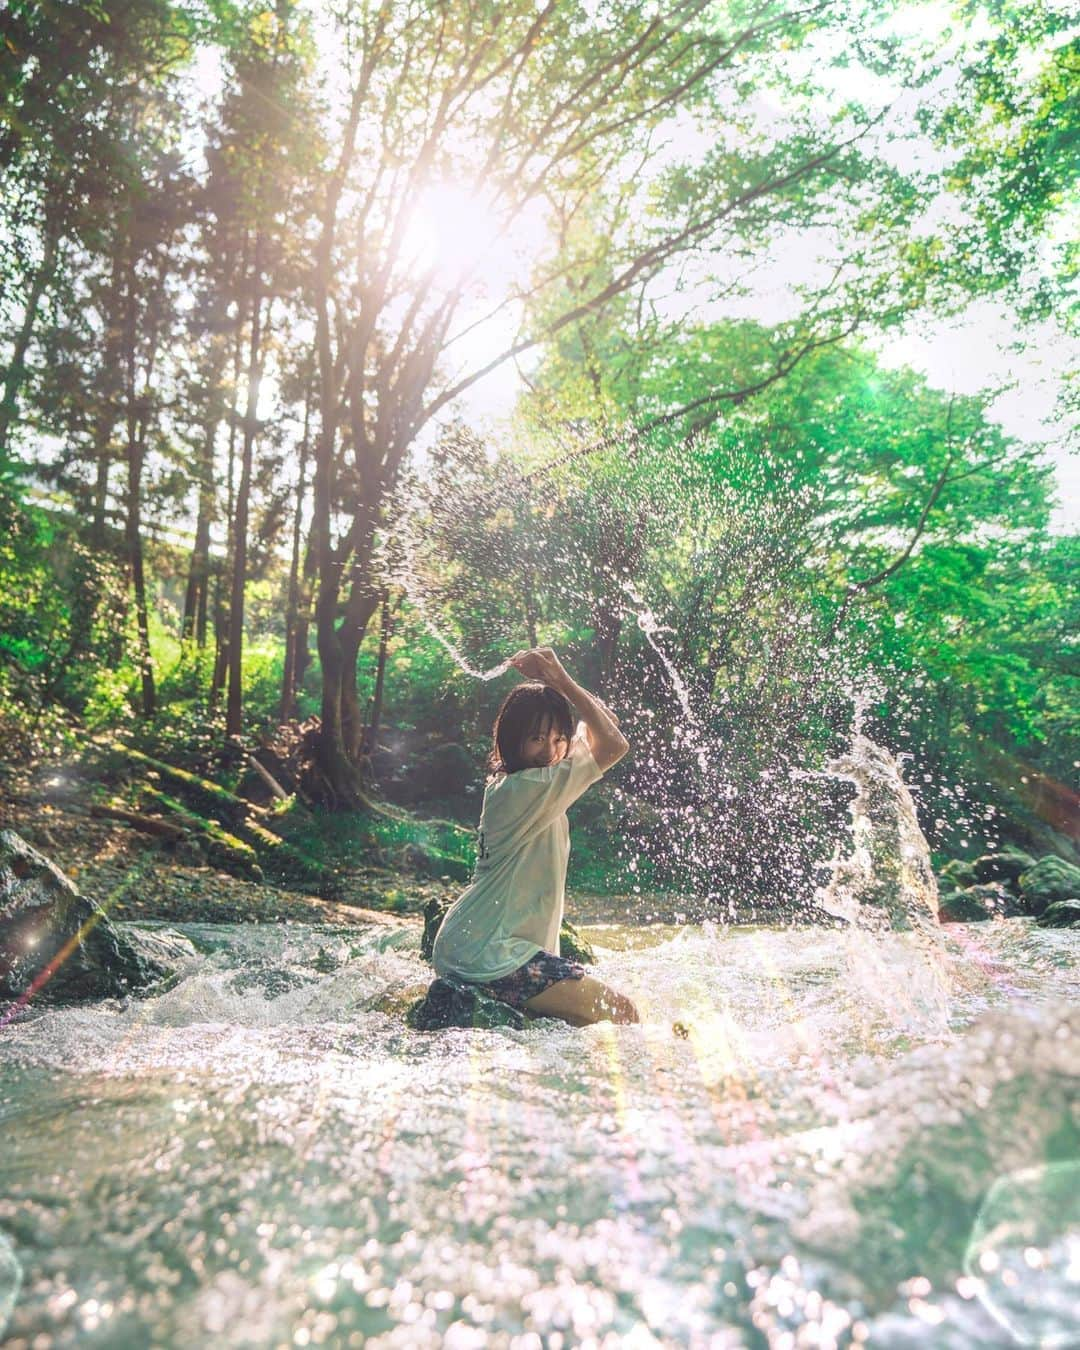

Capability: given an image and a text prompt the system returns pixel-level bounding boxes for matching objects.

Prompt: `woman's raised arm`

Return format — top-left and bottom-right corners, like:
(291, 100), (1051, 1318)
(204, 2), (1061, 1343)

(509, 648), (629, 772)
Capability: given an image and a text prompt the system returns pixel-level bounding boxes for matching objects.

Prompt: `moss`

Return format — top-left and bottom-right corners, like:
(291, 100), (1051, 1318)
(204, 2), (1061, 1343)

(116, 744), (249, 827)
(137, 785), (263, 882)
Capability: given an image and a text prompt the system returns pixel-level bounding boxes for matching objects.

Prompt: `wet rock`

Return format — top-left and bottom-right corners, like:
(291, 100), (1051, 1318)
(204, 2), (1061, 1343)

(1018, 857), (1080, 917)
(940, 858), (977, 889)
(421, 894), (455, 961)
(420, 893), (597, 965)
(938, 890), (991, 923)
(971, 847), (1035, 887)
(1036, 899), (1080, 929)
(559, 919), (596, 965)
(405, 975), (529, 1031)
(938, 884), (1012, 923)
(124, 924), (199, 969)
(0, 830), (168, 1008)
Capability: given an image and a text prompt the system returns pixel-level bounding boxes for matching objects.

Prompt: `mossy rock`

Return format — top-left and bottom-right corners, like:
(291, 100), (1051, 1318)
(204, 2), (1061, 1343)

(1036, 899), (1080, 929)
(406, 975), (529, 1031)
(1, 830), (168, 1006)
(939, 858), (977, 889)
(398, 840), (470, 882)
(971, 846), (1036, 887)
(559, 919), (596, 964)
(938, 883), (1012, 923)
(1018, 857), (1080, 916)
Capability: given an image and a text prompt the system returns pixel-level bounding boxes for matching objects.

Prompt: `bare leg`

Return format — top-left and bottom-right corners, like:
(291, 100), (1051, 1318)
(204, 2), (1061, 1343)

(524, 974), (639, 1026)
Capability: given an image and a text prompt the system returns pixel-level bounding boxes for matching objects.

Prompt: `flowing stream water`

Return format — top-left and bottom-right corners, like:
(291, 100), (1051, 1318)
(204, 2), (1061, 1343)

(1, 908), (1077, 1348)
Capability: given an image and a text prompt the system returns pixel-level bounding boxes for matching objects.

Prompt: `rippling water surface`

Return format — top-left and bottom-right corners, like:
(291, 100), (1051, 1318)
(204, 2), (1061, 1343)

(1, 916), (1077, 1348)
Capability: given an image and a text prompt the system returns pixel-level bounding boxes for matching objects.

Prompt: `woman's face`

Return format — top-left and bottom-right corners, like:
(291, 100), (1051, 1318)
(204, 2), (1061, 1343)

(521, 715), (570, 769)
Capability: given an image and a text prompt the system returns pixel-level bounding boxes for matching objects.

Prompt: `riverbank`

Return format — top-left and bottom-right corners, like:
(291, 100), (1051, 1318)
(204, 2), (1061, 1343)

(0, 763), (444, 930)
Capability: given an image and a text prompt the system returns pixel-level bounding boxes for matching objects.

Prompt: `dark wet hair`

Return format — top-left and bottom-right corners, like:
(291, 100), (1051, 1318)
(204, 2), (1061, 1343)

(488, 683), (576, 776)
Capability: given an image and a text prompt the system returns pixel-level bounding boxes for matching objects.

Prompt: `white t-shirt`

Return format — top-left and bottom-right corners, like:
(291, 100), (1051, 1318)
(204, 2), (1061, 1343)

(431, 724), (605, 982)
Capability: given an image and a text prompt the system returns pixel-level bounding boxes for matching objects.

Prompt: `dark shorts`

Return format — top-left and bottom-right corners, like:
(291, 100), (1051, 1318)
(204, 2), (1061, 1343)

(467, 950), (585, 1011)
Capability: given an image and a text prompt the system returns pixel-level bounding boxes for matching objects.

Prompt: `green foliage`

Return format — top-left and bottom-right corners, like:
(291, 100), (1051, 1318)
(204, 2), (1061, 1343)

(0, 0), (1074, 904)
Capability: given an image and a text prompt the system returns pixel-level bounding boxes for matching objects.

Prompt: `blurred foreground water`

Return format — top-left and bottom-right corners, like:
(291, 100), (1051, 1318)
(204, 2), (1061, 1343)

(1, 914), (1077, 1348)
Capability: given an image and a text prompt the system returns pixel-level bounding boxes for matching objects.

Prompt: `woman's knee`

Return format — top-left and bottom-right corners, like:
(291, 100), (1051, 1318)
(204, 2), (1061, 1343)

(608, 992), (639, 1024)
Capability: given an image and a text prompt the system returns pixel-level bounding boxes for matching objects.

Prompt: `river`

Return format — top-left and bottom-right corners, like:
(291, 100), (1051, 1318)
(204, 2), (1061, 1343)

(1, 913), (1077, 1347)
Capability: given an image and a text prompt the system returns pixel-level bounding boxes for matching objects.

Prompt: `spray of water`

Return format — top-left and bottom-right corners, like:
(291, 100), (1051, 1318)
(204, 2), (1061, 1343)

(377, 419), (950, 923)
(620, 579), (713, 780)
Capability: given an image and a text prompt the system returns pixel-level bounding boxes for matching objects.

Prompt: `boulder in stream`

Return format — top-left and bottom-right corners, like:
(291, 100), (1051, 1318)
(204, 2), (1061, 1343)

(938, 885), (1005, 923)
(1018, 857), (1080, 916)
(970, 846), (1035, 887)
(1036, 899), (1080, 929)
(406, 975), (529, 1031)
(939, 858), (978, 890)
(0, 829), (168, 1008)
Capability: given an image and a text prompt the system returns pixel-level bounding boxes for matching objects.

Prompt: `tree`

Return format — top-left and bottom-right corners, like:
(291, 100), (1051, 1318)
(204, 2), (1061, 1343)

(217, 4), (317, 739)
(303, 0), (932, 804)
(0, 0), (201, 455)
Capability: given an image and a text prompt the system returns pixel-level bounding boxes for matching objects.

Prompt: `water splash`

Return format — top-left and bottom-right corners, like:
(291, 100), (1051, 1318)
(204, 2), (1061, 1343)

(814, 730), (940, 933)
(379, 420), (942, 916)
(621, 579), (713, 780)
(401, 587), (512, 681)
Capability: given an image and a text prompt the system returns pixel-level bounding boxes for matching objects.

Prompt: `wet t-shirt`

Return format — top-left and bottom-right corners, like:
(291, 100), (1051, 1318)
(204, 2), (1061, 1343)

(431, 725), (604, 981)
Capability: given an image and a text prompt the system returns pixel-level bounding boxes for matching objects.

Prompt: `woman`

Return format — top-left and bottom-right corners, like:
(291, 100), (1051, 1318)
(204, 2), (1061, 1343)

(431, 646), (639, 1026)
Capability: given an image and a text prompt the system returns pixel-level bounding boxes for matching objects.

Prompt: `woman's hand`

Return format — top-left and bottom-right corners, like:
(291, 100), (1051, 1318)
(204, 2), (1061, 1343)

(509, 646), (569, 687)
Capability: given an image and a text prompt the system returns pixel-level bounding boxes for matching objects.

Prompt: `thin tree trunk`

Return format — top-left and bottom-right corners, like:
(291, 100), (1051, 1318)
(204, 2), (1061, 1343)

(225, 252), (267, 740)
(210, 257), (248, 708)
(0, 222), (58, 455)
(90, 250), (125, 547)
(123, 250), (155, 718)
(291, 537), (317, 697)
(365, 588), (392, 755)
(281, 361), (313, 721)
(182, 413), (218, 644)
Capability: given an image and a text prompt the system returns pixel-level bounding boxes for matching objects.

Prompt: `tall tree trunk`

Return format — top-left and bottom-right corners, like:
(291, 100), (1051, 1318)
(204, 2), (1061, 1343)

(365, 588), (393, 755)
(339, 579), (382, 761)
(306, 79), (367, 804)
(181, 413), (218, 644)
(90, 250), (125, 548)
(281, 363), (313, 721)
(225, 252), (267, 741)
(123, 250), (155, 718)
(210, 263), (248, 708)
(291, 538), (317, 699)
(313, 582), (353, 804)
(91, 437), (113, 549)
(0, 221), (58, 455)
